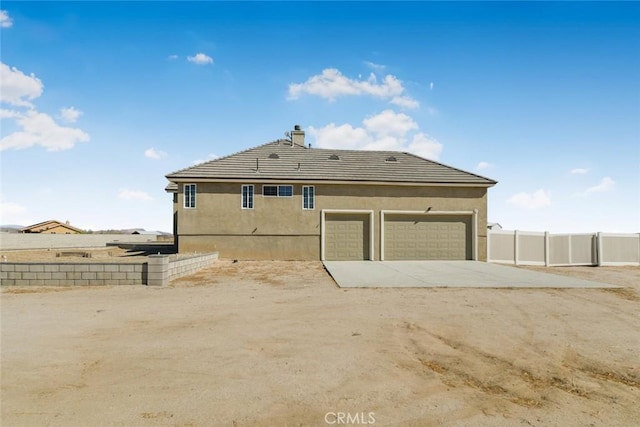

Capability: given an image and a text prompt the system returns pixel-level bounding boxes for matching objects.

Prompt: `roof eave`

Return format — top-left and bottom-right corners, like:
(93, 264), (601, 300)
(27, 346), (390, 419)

(165, 177), (496, 188)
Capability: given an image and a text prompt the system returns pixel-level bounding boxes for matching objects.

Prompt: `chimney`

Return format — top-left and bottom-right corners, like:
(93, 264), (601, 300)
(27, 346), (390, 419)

(291, 125), (305, 147)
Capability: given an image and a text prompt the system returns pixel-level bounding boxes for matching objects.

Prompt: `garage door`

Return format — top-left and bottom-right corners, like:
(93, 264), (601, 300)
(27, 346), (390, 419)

(384, 214), (471, 260)
(324, 213), (370, 260)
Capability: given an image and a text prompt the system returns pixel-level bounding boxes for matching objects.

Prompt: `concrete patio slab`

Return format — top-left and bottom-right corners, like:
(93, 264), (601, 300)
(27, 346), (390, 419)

(323, 261), (619, 288)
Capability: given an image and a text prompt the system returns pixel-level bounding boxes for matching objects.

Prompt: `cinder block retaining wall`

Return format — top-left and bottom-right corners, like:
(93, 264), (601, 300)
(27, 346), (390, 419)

(168, 253), (219, 281)
(0, 263), (147, 286)
(0, 253), (218, 287)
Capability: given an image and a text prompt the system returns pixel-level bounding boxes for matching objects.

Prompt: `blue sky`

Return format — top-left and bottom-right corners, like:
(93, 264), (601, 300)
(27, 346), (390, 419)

(1, 1), (639, 233)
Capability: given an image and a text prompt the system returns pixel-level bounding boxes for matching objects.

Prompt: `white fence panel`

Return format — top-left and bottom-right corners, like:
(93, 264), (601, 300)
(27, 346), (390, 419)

(517, 231), (546, 266)
(487, 230), (515, 264)
(488, 230), (639, 266)
(599, 233), (640, 266)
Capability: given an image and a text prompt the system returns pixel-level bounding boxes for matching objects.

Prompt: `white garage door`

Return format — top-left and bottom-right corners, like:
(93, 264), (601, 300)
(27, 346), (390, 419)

(384, 215), (471, 260)
(324, 213), (370, 260)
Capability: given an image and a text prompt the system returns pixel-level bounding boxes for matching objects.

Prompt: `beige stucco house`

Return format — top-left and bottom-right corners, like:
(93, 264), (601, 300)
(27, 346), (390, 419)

(21, 220), (83, 234)
(166, 126), (497, 261)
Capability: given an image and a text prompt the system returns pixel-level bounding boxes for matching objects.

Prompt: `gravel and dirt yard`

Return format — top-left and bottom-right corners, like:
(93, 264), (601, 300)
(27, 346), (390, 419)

(0, 247), (150, 263)
(1, 261), (639, 426)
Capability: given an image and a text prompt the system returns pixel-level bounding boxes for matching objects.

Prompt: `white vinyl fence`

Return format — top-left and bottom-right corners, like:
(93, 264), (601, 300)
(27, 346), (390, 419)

(488, 230), (640, 266)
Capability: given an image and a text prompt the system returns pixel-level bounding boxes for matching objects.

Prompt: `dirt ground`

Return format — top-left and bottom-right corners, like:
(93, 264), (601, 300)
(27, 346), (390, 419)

(1, 261), (639, 426)
(0, 247), (149, 263)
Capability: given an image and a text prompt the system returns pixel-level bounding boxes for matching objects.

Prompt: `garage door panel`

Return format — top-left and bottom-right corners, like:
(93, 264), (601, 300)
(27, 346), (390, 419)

(385, 215), (471, 260)
(325, 214), (370, 260)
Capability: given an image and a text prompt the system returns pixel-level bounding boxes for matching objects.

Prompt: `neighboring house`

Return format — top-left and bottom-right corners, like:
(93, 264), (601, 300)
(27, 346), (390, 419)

(131, 230), (162, 236)
(487, 222), (503, 230)
(21, 220), (83, 234)
(165, 126), (497, 261)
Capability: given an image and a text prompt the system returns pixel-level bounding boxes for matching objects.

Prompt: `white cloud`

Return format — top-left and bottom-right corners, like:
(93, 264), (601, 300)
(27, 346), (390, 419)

(288, 68), (419, 108)
(187, 53), (213, 65)
(364, 61), (386, 72)
(570, 168), (589, 175)
(0, 108), (20, 119)
(0, 63), (90, 152)
(167, 54), (179, 60)
(476, 161), (493, 170)
(193, 153), (219, 165)
(407, 133), (443, 160)
(308, 123), (370, 150)
(0, 63), (44, 107)
(309, 110), (442, 160)
(117, 189), (153, 201)
(0, 10), (12, 28)
(1, 110), (89, 151)
(59, 106), (82, 123)
(363, 109), (418, 137)
(144, 147), (167, 160)
(429, 82), (434, 91)
(391, 95), (420, 109)
(507, 189), (551, 209)
(586, 177), (615, 194)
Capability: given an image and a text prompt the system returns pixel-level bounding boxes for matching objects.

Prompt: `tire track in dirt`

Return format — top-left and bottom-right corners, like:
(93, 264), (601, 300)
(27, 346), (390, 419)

(394, 321), (640, 411)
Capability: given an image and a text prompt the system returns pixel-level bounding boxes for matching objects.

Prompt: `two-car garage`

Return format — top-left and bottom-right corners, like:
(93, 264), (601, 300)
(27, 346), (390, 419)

(383, 214), (472, 260)
(322, 210), (477, 261)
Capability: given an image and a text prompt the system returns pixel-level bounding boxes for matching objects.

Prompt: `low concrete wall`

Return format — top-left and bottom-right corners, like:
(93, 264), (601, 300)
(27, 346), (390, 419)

(169, 253), (219, 281)
(0, 263), (147, 286)
(148, 253), (219, 286)
(0, 253), (218, 287)
(0, 234), (158, 251)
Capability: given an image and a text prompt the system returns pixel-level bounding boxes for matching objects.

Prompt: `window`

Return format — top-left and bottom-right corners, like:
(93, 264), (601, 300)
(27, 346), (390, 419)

(184, 184), (196, 208)
(278, 185), (293, 197)
(303, 186), (315, 210)
(263, 185), (277, 196)
(242, 185), (254, 209)
(262, 185), (293, 197)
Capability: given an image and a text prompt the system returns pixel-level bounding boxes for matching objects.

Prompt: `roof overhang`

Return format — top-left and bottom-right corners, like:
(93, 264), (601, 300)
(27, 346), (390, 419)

(165, 177), (497, 188)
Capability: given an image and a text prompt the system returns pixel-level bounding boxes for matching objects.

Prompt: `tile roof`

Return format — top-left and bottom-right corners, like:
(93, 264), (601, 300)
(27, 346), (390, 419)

(166, 140), (496, 187)
(21, 220), (83, 233)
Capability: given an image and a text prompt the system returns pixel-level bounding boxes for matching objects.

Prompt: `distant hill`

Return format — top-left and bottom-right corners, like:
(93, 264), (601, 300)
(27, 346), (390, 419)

(0, 225), (25, 233)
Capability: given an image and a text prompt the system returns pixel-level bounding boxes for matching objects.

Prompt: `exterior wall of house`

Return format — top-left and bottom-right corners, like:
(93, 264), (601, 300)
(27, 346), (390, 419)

(174, 182), (489, 261)
(24, 223), (80, 234)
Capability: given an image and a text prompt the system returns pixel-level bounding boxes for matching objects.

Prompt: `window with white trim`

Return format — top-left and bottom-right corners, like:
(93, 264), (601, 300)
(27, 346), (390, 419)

(303, 186), (315, 210)
(242, 184), (254, 209)
(262, 184), (293, 197)
(184, 184), (196, 208)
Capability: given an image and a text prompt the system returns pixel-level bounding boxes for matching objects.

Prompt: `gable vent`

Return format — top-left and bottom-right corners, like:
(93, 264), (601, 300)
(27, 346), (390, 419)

(385, 156), (397, 162)
(328, 154), (340, 160)
(268, 153), (280, 159)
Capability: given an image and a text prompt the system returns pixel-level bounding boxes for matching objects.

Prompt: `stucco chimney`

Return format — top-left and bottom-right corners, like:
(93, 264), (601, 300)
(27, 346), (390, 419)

(291, 125), (305, 147)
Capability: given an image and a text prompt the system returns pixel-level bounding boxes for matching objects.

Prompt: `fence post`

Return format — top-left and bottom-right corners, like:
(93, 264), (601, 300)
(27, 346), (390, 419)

(147, 255), (169, 286)
(472, 208), (478, 261)
(544, 231), (549, 266)
(596, 232), (603, 267)
(514, 230), (519, 265)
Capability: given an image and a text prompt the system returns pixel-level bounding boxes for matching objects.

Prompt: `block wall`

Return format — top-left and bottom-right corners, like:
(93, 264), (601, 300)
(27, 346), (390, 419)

(0, 263), (146, 286)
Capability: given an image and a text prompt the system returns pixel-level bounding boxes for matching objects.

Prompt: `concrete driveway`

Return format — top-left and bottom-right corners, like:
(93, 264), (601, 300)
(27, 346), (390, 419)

(323, 261), (619, 288)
